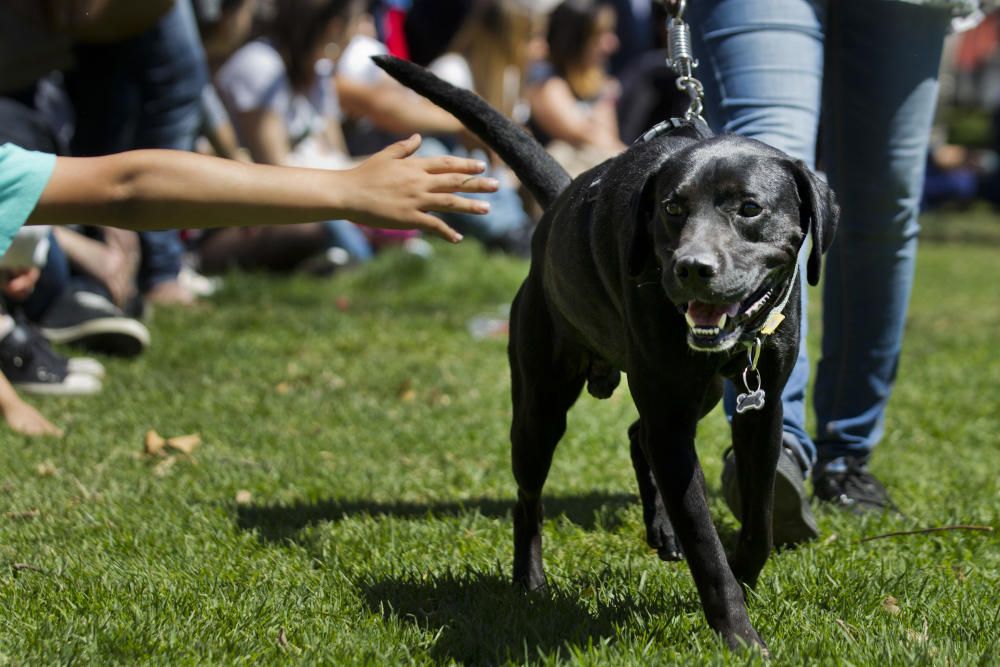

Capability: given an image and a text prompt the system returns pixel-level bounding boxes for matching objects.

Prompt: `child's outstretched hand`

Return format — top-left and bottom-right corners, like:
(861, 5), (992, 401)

(338, 134), (499, 243)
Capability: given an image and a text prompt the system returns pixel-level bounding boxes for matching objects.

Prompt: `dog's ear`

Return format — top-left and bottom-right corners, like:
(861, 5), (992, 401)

(627, 175), (658, 277)
(788, 160), (840, 286)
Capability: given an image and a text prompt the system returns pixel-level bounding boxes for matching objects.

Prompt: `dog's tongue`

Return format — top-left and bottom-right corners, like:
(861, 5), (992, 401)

(687, 301), (740, 327)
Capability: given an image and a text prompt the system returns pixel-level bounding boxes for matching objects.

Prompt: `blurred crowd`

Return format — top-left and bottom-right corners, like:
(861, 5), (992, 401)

(1, 0), (998, 413)
(0, 0), (681, 405)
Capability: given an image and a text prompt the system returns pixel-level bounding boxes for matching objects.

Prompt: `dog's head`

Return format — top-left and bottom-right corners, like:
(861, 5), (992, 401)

(628, 135), (839, 352)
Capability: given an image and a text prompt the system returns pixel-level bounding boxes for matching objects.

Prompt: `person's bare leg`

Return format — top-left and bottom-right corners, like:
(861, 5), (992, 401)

(196, 223), (332, 274)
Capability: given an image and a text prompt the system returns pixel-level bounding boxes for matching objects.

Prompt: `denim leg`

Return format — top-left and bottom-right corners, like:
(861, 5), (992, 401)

(68, 1), (209, 290)
(132, 0), (208, 152)
(19, 232), (71, 323)
(321, 220), (374, 262)
(690, 0), (825, 471)
(814, 0), (950, 465)
(134, 0), (209, 289)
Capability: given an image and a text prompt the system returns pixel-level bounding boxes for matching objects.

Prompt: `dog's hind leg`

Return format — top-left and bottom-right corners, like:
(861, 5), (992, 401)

(508, 283), (586, 592)
(628, 420), (683, 561)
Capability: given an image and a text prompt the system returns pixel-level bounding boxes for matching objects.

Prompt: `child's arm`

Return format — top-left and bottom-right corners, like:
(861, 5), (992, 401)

(29, 135), (496, 243)
(0, 372), (63, 437)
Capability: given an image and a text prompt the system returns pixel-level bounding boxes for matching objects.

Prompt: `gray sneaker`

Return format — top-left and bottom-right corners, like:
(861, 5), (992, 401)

(721, 443), (819, 546)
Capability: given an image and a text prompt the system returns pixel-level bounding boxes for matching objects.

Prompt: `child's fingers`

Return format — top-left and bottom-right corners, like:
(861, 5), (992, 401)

(412, 212), (464, 243)
(378, 133), (422, 160)
(424, 193), (491, 216)
(420, 156), (487, 175)
(429, 174), (499, 194)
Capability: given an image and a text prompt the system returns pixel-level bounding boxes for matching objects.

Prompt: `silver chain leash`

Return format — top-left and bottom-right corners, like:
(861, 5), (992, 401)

(662, 0), (705, 122)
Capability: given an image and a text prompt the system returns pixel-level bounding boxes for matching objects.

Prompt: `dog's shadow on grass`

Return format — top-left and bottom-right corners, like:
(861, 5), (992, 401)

(236, 492), (635, 544)
(357, 569), (679, 665)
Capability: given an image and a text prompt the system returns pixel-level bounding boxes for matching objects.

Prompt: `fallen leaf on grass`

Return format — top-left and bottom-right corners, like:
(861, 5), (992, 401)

(907, 619), (929, 644)
(835, 619), (857, 643)
(277, 627), (288, 648)
(235, 490), (253, 505)
(275, 382), (292, 395)
(145, 430), (167, 456)
(4, 509), (40, 520)
(35, 461), (58, 477)
(153, 456), (177, 477)
(324, 373), (346, 390)
(397, 379), (416, 402)
(427, 390), (452, 407)
(166, 434), (201, 454)
(882, 595), (901, 616)
(11, 562), (44, 574)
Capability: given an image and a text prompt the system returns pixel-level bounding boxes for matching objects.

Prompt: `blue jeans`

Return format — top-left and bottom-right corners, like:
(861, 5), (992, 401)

(322, 219), (374, 262)
(66, 0), (209, 291)
(689, 0), (951, 471)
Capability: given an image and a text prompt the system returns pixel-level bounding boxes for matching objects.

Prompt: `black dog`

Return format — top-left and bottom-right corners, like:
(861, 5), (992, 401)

(374, 56), (837, 651)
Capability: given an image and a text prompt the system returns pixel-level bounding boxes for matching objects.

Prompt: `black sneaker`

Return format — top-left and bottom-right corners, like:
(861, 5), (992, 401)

(813, 458), (898, 514)
(721, 442), (819, 546)
(0, 323), (102, 396)
(39, 289), (150, 357)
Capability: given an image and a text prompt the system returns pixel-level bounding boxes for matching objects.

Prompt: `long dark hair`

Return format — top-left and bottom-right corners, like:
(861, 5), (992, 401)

(546, 0), (607, 79)
(269, 0), (360, 91)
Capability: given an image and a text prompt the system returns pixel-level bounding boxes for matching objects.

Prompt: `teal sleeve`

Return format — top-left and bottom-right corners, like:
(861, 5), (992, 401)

(0, 143), (57, 259)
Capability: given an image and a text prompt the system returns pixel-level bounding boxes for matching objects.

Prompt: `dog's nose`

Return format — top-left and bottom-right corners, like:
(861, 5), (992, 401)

(674, 253), (718, 284)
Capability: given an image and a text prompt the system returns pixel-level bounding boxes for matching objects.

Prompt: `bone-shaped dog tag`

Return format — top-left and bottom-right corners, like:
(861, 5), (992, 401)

(735, 388), (766, 414)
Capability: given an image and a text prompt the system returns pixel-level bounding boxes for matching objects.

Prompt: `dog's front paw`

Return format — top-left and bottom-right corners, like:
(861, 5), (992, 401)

(513, 569), (548, 593)
(646, 513), (684, 561)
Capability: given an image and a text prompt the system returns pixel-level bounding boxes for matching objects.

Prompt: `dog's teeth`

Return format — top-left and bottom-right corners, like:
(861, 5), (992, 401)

(685, 312), (696, 328)
(718, 314), (727, 329)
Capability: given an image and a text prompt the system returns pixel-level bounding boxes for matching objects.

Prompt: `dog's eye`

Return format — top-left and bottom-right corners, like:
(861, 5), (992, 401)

(663, 201), (686, 217)
(739, 201), (763, 217)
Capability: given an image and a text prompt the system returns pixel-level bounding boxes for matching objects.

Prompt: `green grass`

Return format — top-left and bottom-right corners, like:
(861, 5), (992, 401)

(2, 211), (999, 665)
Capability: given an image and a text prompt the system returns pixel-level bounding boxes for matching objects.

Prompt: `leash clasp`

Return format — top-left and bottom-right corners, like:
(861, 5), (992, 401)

(735, 337), (766, 414)
(662, 0), (705, 122)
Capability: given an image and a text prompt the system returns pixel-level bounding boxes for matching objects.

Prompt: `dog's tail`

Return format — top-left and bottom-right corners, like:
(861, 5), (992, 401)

(372, 55), (570, 210)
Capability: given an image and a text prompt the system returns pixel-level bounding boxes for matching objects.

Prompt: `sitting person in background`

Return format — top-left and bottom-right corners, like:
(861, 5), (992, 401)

(1, 228), (105, 400)
(59, 0), (211, 306)
(0, 65), (151, 360)
(194, 0), (258, 163)
(205, 0), (375, 273)
(420, 0), (539, 255)
(527, 0), (626, 176)
(335, 13), (468, 156)
(614, 1), (690, 143)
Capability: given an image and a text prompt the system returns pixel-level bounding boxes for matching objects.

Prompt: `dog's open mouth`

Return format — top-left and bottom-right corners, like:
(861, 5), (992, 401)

(680, 281), (780, 352)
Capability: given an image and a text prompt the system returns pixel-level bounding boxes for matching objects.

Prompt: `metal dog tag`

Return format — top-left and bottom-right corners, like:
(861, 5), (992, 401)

(736, 357), (766, 414)
(735, 388), (766, 414)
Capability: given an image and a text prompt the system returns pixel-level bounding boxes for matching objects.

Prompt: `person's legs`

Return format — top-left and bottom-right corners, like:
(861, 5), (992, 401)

(134, 0), (210, 298)
(814, 1), (950, 482)
(321, 220), (375, 263)
(68, 0), (209, 299)
(18, 232), (70, 323)
(196, 224), (344, 274)
(690, 0), (825, 470)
